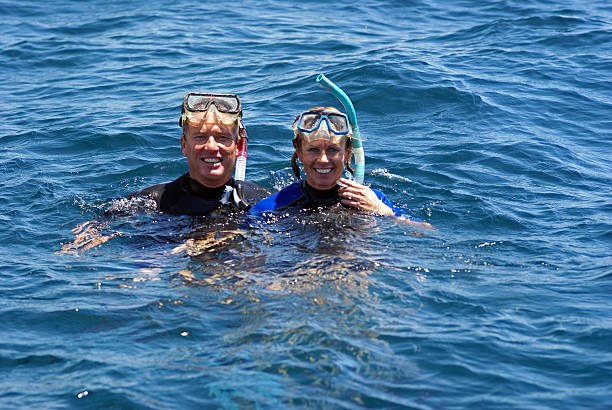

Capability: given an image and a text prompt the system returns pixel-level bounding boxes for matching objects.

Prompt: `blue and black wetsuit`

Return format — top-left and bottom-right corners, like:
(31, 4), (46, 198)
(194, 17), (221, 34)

(128, 173), (270, 216)
(250, 180), (422, 221)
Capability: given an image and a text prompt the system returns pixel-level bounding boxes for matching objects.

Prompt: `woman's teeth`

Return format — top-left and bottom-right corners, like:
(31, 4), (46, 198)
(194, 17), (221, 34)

(315, 168), (331, 174)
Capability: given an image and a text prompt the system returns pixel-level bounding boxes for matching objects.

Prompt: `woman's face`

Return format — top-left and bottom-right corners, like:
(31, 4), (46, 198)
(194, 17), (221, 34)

(297, 139), (346, 190)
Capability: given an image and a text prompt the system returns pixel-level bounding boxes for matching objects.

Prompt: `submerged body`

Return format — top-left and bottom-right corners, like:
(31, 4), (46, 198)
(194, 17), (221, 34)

(130, 173), (269, 216)
(250, 179), (420, 221)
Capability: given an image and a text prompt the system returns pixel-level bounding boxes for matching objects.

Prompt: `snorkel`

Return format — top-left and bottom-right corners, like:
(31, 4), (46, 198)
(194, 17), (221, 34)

(234, 120), (248, 182)
(232, 120), (249, 210)
(316, 74), (365, 184)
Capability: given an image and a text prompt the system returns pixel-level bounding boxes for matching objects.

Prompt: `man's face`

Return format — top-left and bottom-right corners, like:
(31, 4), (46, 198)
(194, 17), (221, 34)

(181, 109), (238, 188)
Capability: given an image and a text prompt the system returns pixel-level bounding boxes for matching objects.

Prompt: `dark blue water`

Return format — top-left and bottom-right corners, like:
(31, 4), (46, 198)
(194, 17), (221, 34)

(1, 0), (611, 408)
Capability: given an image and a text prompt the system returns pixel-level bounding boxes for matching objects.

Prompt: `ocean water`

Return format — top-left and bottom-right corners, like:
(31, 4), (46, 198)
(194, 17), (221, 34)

(1, 0), (611, 408)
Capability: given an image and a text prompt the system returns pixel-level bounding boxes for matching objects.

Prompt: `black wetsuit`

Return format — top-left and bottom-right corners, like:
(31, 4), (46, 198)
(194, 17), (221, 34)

(128, 173), (270, 216)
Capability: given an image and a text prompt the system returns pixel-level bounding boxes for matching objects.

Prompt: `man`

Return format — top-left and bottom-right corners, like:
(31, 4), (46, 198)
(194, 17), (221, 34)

(62, 92), (268, 254)
(129, 92), (269, 215)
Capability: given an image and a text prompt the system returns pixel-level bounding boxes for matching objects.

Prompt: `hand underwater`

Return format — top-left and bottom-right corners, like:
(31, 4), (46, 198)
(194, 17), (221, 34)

(338, 178), (395, 216)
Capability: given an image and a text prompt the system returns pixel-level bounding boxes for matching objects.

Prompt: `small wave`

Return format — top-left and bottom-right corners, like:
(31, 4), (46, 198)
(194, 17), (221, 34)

(371, 168), (413, 183)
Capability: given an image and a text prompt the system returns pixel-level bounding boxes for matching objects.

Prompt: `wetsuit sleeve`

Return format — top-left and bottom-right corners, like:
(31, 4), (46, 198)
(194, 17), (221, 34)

(126, 183), (165, 206)
(371, 189), (423, 221)
(249, 193), (279, 214)
(249, 183), (302, 215)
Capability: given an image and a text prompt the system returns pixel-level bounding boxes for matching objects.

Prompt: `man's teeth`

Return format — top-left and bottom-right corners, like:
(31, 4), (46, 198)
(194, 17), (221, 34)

(315, 168), (332, 174)
(203, 158), (221, 163)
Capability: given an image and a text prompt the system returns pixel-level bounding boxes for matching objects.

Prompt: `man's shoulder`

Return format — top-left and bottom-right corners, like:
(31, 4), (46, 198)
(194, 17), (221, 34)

(126, 174), (186, 203)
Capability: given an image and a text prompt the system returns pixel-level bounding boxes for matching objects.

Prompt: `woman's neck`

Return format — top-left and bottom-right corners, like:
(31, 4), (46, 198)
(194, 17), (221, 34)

(301, 180), (339, 200)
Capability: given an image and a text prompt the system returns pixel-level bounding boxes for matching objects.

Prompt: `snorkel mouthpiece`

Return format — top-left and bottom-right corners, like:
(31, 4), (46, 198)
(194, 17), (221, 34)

(316, 74), (365, 184)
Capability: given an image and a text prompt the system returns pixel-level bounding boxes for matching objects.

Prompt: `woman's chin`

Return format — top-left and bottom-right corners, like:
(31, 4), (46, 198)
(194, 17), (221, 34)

(307, 173), (339, 190)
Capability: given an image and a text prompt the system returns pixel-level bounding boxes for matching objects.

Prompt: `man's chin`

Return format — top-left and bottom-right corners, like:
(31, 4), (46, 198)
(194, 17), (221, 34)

(198, 169), (232, 185)
(200, 164), (225, 176)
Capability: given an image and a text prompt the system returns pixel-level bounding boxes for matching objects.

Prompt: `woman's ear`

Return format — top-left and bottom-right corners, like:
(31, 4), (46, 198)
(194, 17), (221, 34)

(291, 151), (302, 179)
(344, 141), (354, 173)
(293, 139), (302, 161)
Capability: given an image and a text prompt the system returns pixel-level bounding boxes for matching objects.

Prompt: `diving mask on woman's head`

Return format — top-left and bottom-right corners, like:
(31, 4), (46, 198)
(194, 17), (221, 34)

(293, 110), (352, 143)
(179, 92), (242, 132)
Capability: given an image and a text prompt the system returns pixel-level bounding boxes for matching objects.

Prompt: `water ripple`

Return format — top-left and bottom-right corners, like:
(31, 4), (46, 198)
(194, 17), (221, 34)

(1, 0), (611, 408)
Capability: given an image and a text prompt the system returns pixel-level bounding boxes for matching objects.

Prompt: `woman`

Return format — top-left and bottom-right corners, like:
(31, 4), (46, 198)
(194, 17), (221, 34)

(250, 106), (427, 224)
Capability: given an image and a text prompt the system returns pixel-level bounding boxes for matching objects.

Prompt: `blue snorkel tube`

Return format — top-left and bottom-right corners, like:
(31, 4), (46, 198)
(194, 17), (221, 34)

(316, 74), (365, 184)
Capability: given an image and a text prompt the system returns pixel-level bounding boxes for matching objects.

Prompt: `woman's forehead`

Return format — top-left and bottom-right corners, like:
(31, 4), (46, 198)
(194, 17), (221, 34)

(301, 138), (344, 149)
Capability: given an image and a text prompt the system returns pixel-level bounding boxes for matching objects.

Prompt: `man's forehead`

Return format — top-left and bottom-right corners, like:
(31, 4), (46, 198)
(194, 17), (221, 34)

(183, 121), (238, 138)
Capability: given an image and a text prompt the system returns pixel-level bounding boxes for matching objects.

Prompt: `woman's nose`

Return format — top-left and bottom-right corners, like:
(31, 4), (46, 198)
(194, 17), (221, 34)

(313, 120), (331, 139)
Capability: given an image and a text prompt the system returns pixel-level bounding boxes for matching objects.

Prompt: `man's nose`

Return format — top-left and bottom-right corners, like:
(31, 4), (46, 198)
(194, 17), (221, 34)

(203, 135), (218, 149)
(204, 107), (222, 132)
(197, 108), (223, 135)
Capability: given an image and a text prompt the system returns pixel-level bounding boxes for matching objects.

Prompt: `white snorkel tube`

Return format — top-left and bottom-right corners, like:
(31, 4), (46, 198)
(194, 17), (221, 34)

(232, 120), (250, 210)
(316, 74), (365, 184)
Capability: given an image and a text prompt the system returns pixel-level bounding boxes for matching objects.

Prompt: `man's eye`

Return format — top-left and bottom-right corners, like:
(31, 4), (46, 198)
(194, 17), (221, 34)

(215, 135), (233, 144)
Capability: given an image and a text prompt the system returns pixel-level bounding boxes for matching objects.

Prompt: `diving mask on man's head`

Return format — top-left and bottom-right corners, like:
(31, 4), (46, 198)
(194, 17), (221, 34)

(293, 109), (352, 144)
(180, 92), (242, 139)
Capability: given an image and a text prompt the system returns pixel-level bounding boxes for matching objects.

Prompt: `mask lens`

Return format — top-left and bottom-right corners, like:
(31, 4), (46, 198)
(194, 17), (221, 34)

(210, 96), (240, 113)
(185, 93), (241, 114)
(299, 112), (322, 131)
(326, 113), (349, 134)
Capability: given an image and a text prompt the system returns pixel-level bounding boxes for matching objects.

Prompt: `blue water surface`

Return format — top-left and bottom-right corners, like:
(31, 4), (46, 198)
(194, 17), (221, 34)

(1, 0), (611, 408)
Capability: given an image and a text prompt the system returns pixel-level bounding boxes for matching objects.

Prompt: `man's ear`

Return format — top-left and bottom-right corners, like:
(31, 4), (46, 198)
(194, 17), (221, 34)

(180, 134), (187, 156)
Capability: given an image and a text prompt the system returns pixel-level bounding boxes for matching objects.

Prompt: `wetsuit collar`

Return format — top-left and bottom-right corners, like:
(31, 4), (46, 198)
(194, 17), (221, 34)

(186, 175), (234, 200)
(300, 180), (340, 201)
